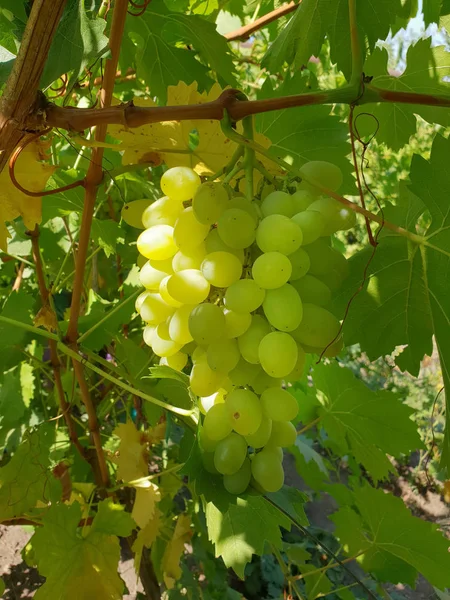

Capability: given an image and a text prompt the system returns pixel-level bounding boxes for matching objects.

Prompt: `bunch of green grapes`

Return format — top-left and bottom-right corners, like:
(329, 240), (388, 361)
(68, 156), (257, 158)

(128, 160), (353, 495)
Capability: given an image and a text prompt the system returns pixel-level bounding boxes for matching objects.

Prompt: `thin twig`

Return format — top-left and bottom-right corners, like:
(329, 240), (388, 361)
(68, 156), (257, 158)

(225, 1), (298, 42)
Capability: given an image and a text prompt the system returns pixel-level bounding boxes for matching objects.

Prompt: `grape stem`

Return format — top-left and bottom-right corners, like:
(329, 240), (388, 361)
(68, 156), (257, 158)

(242, 115), (256, 202)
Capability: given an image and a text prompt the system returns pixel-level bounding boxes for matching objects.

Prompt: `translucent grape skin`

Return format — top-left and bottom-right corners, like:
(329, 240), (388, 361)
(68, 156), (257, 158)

(166, 269), (210, 304)
(172, 244), (206, 272)
(201, 251), (242, 288)
(263, 284), (303, 332)
(226, 388), (262, 435)
(291, 211), (325, 245)
(251, 448), (284, 492)
(121, 199), (151, 228)
(207, 338), (240, 373)
(223, 458), (252, 495)
(159, 352), (187, 371)
(173, 207), (210, 251)
(137, 225), (177, 260)
(288, 247), (311, 281)
(190, 360), (225, 397)
(189, 303), (227, 345)
(298, 161), (343, 193)
(214, 432), (248, 475)
(140, 293), (174, 324)
(256, 214), (302, 255)
(261, 191), (295, 217)
(217, 208), (257, 249)
(141, 196), (183, 229)
(203, 403), (233, 441)
(290, 275), (331, 306)
(258, 331), (298, 378)
(269, 421), (297, 447)
(205, 229), (245, 263)
(160, 166), (201, 202)
(224, 309), (252, 338)
(261, 387), (299, 421)
(228, 196), (259, 224)
(139, 260), (169, 290)
(291, 189), (315, 212)
(169, 305), (194, 344)
(237, 314), (271, 364)
(193, 182), (229, 225)
(151, 323), (182, 357)
(225, 279), (265, 313)
(291, 303), (340, 348)
(307, 197), (356, 235)
(229, 358), (261, 387)
(252, 252), (292, 289)
(245, 415), (272, 448)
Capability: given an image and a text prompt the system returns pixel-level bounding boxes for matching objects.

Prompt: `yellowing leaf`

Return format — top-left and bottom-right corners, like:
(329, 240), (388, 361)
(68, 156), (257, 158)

(132, 507), (162, 573)
(131, 482), (161, 529)
(0, 141), (56, 250)
(162, 514), (192, 589)
(34, 304), (58, 332)
(113, 421), (148, 482)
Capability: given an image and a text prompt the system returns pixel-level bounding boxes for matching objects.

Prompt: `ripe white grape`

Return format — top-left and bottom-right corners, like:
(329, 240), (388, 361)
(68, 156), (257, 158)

(261, 387), (299, 421)
(159, 275), (183, 308)
(227, 196), (259, 224)
(121, 199), (151, 228)
(290, 275), (331, 306)
(205, 229), (244, 263)
(193, 182), (229, 225)
(160, 166), (201, 201)
(140, 293), (175, 324)
(139, 260), (169, 290)
(258, 331), (298, 378)
(245, 415), (272, 448)
(172, 244), (206, 272)
(237, 314), (271, 364)
(223, 308), (251, 338)
(224, 279), (265, 313)
(189, 303), (227, 345)
(269, 420), (297, 447)
(261, 190), (295, 217)
(151, 322), (183, 357)
(174, 207), (210, 251)
(190, 360), (225, 397)
(288, 247), (311, 280)
(137, 225), (177, 260)
(251, 448), (284, 492)
(291, 303), (340, 347)
(141, 196), (183, 229)
(252, 252), (292, 289)
(149, 256), (174, 274)
(256, 214), (302, 255)
(262, 284), (303, 331)
(169, 305), (194, 344)
(135, 290), (150, 314)
(159, 352), (187, 371)
(307, 197), (356, 235)
(214, 432), (247, 475)
(229, 358), (261, 387)
(299, 161), (343, 193)
(207, 338), (240, 373)
(291, 190), (315, 212)
(251, 370), (282, 394)
(201, 251), (242, 288)
(223, 458), (251, 495)
(217, 208), (256, 249)
(226, 388), (262, 435)
(166, 269), (210, 304)
(291, 211), (325, 245)
(203, 403), (233, 441)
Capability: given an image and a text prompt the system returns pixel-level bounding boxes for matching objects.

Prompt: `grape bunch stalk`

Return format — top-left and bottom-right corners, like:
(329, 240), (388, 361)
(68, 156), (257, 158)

(131, 161), (355, 495)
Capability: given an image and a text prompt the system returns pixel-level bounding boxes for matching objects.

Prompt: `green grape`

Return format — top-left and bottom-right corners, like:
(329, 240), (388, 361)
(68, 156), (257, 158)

(190, 360), (225, 397)
(288, 248), (311, 281)
(303, 238), (334, 277)
(226, 388), (262, 435)
(245, 416), (272, 448)
(140, 293), (175, 324)
(136, 291), (150, 314)
(269, 420), (297, 447)
(139, 260), (169, 290)
(201, 251), (243, 288)
(307, 197), (356, 235)
(172, 243), (206, 272)
(302, 334), (344, 358)
(214, 432), (248, 475)
(137, 225), (177, 260)
(202, 451), (220, 474)
(224, 309), (252, 338)
(173, 207), (210, 251)
(143, 325), (155, 347)
(229, 358), (261, 387)
(151, 322), (183, 357)
(159, 352), (187, 371)
(252, 371), (282, 394)
(149, 256), (174, 274)
(121, 199), (151, 228)
(160, 166), (201, 201)
(291, 210), (325, 245)
(223, 457), (252, 494)
(237, 314), (271, 364)
(224, 279), (265, 313)
(166, 269), (210, 304)
(291, 190), (315, 212)
(251, 448), (284, 492)
(203, 402), (233, 441)
(299, 161), (343, 193)
(199, 388), (226, 414)
(193, 182), (229, 225)
(217, 208), (256, 249)
(263, 284), (303, 332)
(189, 303), (227, 345)
(168, 305), (194, 344)
(261, 387), (299, 421)
(258, 332), (298, 378)
(192, 345), (206, 363)
(180, 340), (197, 355)
(252, 252), (292, 289)
(159, 275), (183, 308)
(141, 196), (183, 229)
(199, 427), (219, 452)
(261, 191), (295, 217)
(291, 303), (340, 348)
(207, 338), (240, 373)
(285, 345), (306, 382)
(205, 229), (244, 263)
(260, 183), (275, 201)
(228, 196), (260, 224)
(318, 248), (349, 292)
(290, 275), (331, 306)
(256, 215), (303, 255)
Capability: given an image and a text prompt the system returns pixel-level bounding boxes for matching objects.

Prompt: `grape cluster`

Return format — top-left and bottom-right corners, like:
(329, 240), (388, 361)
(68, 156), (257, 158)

(134, 162), (354, 495)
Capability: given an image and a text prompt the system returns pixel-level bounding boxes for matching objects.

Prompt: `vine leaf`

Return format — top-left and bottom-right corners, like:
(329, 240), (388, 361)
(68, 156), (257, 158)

(131, 482), (161, 529)
(332, 485), (450, 588)
(31, 500), (134, 600)
(162, 514), (192, 589)
(356, 40), (450, 149)
(0, 140), (56, 251)
(113, 421), (149, 482)
(132, 507), (162, 573)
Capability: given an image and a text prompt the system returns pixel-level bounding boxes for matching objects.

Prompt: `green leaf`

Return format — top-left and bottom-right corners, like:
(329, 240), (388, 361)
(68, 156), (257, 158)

(423, 0), (443, 24)
(294, 437), (328, 476)
(148, 365), (190, 386)
(41, 0), (109, 88)
(356, 41), (450, 149)
(90, 499), (135, 537)
(0, 369), (26, 428)
(205, 494), (291, 578)
(31, 501), (129, 599)
(312, 363), (423, 481)
(91, 219), (124, 257)
(1, 0), (27, 21)
(0, 290), (34, 371)
(265, 486), (309, 526)
(331, 485), (450, 588)
(114, 335), (151, 380)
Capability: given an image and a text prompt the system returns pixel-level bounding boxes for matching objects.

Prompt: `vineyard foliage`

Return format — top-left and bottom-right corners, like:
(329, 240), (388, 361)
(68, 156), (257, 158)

(1, 0), (450, 598)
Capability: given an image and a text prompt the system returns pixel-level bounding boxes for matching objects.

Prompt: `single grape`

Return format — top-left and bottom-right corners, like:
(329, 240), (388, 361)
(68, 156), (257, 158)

(193, 182), (229, 225)
(226, 388), (262, 435)
(199, 427), (219, 452)
(121, 199), (151, 228)
(202, 451), (220, 474)
(224, 309), (252, 338)
(160, 166), (201, 201)
(207, 338), (240, 373)
(205, 229), (244, 263)
(251, 371), (282, 394)
(261, 387), (299, 421)
(261, 191), (295, 217)
(214, 432), (248, 475)
(252, 252), (292, 289)
(256, 214), (302, 255)
(229, 358), (261, 387)
(151, 322), (183, 357)
(290, 275), (331, 306)
(251, 448), (284, 492)
(307, 197), (356, 235)
(174, 207), (210, 251)
(169, 305), (194, 344)
(263, 284), (303, 332)
(201, 251), (242, 288)
(285, 345), (306, 382)
(189, 303), (227, 345)
(142, 325), (155, 347)
(190, 360), (225, 397)
(228, 196), (260, 224)
(159, 352), (187, 371)
(192, 345), (207, 363)
(223, 458), (252, 494)
(137, 225), (177, 260)
(149, 256), (174, 274)
(291, 211), (325, 245)
(258, 332), (298, 378)
(291, 303), (340, 348)
(237, 314), (271, 364)
(288, 247), (311, 281)
(291, 189), (315, 212)
(172, 243), (206, 272)
(266, 445), (284, 462)
(203, 402), (233, 441)
(159, 275), (183, 308)
(217, 208), (256, 249)
(303, 238), (334, 277)
(245, 416), (272, 448)
(140, 293), (175, 324)
(166, 269), (210, 304)
(299, 161), (343, 193)
(141, 196), (183, 229)
(139, 260), (169, 290)
(269, 420), (297, 447)
(225, 279), (265, 313)
(135, 290), (150, 314)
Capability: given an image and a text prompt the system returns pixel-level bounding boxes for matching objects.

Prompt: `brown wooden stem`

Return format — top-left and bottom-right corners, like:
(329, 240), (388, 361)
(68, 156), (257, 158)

(225, 1), (299, 42)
